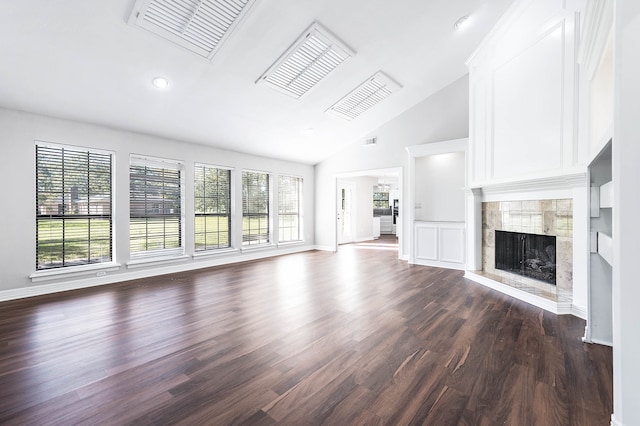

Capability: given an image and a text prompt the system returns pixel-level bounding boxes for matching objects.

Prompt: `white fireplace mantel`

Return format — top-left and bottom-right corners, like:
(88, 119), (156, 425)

(468, 170), (587, 198)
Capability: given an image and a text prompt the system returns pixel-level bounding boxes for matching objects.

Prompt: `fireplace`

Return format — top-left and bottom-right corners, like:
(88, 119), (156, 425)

(495, 230), (556, 285)
(478, 199), (573, 297)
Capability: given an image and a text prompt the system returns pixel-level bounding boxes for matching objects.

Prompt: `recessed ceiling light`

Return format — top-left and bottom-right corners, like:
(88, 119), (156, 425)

(303, 127), (315, 135)
(454, 15), (470, 30)
(152, 76), (169, 89)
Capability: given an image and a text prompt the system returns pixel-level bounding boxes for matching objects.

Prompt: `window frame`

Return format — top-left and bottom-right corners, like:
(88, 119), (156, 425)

(278, 175), (303, 243)
(34, 141), (115, 271)
(373, 191), (390, 208)
(129, 154), (185, 260)
(194, 163), (233, 252)
(242, 170), (271, 247)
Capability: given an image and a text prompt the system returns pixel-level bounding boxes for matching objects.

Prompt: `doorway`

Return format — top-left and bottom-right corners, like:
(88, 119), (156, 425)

(337, 180), (355, 244)
(334, 167), (403, 259)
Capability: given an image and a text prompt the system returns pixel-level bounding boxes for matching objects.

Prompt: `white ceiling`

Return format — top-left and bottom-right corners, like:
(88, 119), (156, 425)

(0, 0), (513, 165)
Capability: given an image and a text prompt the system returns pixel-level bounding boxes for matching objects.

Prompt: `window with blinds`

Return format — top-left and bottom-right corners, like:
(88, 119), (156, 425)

(373, 191), (389, 208)
(35, 143), (112, 270)
(129, 155), (184, 258)
(194, 164), (231, 251)
(242, 170), (269, 246)
(279, 175), (302, 243)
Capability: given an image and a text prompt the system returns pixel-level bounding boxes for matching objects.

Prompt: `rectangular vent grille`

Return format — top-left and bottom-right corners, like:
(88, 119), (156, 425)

(327, 72), (402, 120)
(256, 22), (355, 99)
(129, 0), (256, 60)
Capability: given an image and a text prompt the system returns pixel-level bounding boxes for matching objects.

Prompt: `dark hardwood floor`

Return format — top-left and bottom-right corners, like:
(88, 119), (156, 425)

(0, 236), (612, 425)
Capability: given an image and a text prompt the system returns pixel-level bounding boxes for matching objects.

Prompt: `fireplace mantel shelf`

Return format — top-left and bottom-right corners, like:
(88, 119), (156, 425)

(466, 170), (587, 196)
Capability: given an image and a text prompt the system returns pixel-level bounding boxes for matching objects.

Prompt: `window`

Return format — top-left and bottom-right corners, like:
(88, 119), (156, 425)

(35, 143), (112, 270)
(242, 170), (269, 246)
(373, 191), (389, 208)
(129, 155), (184, 258)
(279, 175), (302, 243)
(194, 164), (231, 251)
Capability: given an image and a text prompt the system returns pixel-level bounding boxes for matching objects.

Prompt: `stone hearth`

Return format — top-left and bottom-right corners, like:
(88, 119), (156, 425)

(481, 199), (573, 300)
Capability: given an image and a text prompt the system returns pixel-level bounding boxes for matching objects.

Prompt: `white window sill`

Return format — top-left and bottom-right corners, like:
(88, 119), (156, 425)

(30, 262), (121, 283)
(277, 240), (305, 247)
(193, 248), (239, 259)
(241, 243), (276, 253)
(127, 254), (189, 269)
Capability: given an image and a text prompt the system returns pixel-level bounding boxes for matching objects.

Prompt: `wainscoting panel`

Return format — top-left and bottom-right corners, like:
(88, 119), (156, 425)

(414, 221), (465, 270)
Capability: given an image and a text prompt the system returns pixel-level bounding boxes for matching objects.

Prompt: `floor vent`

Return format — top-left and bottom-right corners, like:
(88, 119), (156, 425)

(128, 0), (256, 61)
(256, 22), (355, 99)
(326, 72), (401, 120)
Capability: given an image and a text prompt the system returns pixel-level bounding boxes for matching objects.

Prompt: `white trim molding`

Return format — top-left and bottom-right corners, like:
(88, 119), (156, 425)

(470, 170), (587, 197)
(579, 0), (614, 80)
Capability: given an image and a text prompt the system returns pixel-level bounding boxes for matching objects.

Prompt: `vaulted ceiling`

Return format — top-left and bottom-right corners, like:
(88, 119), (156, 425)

(0, 0), (513, 164)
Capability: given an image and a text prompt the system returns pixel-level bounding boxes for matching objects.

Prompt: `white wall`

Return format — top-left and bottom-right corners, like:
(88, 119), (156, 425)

(414, 152), (465, 222)
(590, 31), (614, 156)
(613, 1), (640, 424)
(352, 177), (377, 241)
(0, 108), (315, 298)
(315, 75), (470, 255)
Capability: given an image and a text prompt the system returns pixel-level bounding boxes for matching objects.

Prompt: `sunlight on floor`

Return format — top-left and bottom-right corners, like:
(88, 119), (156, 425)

(348, 236), (398, 251)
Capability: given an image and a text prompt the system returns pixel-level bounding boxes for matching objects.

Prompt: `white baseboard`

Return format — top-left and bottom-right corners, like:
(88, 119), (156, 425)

(571, 303), (588, 319)
(411, 258), (466, 271)
(591, 337), (613, 347)
(610, 414), (622, 426)
(0, 245), (316, 303)
(314, 245), (335, 252)
(355, 236), (375, 243)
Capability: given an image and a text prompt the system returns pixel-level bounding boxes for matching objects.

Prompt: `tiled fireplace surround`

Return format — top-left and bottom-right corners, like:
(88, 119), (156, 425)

(480, 199), (573, 302)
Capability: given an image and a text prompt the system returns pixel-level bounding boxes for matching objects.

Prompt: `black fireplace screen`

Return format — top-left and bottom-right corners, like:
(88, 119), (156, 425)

(495, 230), (556, 285)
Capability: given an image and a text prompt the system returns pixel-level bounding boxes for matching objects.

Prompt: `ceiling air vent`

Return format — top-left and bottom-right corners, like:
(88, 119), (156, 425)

(128, 0), (256, 61)
(326, 72), (402, 121)
(256, 22), (355, 99)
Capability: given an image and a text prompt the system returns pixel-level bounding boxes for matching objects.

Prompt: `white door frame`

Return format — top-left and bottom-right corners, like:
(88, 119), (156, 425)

(334, 167), (403, 259)
(336, 180), (356, 245)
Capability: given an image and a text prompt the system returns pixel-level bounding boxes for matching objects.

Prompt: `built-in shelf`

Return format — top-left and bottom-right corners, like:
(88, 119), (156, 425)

(590, 180), (613, 217)
(597, 232), (613, 266)
(600, 181), (613, 208)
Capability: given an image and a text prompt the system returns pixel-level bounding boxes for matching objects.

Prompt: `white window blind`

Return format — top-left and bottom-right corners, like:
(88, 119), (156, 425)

(242, 170), (269, 246)
(35, 143), (112, 270)
(129, 155), (184, 258)
(278, 175), (302, 243)
(194, 164), (231, 251)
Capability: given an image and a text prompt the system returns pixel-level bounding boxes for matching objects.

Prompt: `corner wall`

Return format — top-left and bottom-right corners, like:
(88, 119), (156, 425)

(0, 108), (315, 298)
(314, 75), (470, 255)
(612, 1), (640, 424)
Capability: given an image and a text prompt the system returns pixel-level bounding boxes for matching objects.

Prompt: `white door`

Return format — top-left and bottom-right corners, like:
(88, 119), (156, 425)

(337, 181), (355, 244)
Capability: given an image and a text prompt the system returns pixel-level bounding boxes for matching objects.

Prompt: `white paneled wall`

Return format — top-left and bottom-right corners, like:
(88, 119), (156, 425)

(467, 0), (585, 185)
(414, 221), (465, 270)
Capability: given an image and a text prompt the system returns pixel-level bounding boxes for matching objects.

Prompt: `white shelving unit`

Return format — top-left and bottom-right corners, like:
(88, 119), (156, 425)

(586, 140), (613, 346)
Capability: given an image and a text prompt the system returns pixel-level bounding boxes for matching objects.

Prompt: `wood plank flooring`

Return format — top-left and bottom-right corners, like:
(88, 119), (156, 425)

(0, 236), (613, 425)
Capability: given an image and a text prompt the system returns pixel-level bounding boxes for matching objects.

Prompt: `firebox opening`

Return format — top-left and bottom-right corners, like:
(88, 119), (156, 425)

(495, 230), (556, 285)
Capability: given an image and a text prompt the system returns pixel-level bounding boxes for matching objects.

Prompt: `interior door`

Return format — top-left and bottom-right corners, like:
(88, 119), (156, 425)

(337, 181), (355, 245)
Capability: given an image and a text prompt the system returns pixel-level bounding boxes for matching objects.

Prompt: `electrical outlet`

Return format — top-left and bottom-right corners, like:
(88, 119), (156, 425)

(96, 271), (107, 277)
